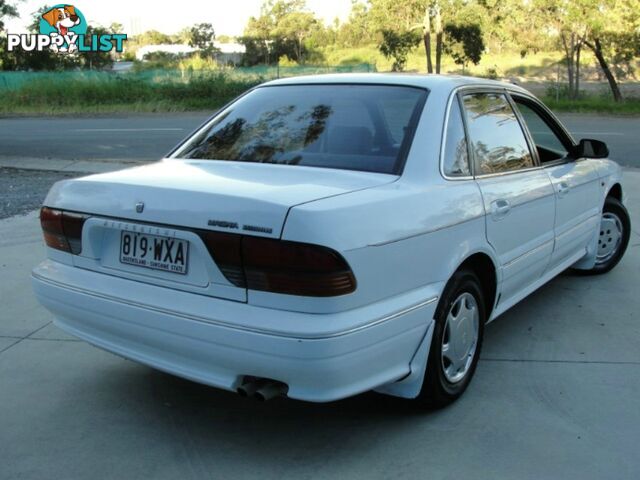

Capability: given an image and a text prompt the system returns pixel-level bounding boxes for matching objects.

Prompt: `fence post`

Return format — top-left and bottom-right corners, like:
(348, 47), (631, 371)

(556, 62), (560, 102)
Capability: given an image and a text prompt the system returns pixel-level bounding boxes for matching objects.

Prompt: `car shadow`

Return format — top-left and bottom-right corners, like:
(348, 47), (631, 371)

(78, 256), (635, 462)
(95, 363), (459, 464)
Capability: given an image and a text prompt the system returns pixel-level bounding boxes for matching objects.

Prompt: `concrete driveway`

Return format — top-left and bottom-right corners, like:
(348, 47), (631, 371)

(1, 171), (639, 479)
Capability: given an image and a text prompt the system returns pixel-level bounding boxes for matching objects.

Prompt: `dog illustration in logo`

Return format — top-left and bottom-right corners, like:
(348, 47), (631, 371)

(42, 5), (81, 52)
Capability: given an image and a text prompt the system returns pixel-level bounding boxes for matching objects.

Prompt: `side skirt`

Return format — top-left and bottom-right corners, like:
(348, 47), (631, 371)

(489, 248), (587, 322)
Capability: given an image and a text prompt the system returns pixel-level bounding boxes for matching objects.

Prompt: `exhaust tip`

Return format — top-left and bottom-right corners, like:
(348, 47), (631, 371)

(255, 381), (288, 401)
(236, 377), (288, 401)
(237, 380), (262, 398)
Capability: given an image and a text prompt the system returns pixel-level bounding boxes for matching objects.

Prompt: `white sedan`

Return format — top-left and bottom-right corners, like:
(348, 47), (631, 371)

(32, 74), (630, 407)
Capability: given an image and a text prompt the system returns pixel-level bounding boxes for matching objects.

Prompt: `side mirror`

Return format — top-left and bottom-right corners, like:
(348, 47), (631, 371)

(575, 138), (609, 159)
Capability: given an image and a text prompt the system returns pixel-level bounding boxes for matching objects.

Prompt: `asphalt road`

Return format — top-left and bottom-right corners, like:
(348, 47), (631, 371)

(0, 113), (210, 162)
(0, 112), (638, 166)
(1, 171), (639, 479)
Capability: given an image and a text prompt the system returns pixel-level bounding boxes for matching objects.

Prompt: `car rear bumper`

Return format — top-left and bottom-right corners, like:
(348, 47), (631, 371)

(32, 260), (438, 402)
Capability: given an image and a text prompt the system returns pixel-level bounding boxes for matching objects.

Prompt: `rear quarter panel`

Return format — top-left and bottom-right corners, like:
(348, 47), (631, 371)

(269, 177), (495, 313)
(257, 85), (499, 315)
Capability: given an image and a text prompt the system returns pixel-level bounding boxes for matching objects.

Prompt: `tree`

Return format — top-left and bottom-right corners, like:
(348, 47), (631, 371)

(0, 0), (19, 69)
(468, 0), (542, 54)
(335, 1), (375, 47)
(433, 4), (442, 73)
(379, 30), (420, 71)
(524, 0), (585, 99)
(0, 0), (17, 32)
(241, 0), (322, 64)
(189, 23), (218, 57)
(527, 0), (639, 101)
(422, 6), (432, 73)
(109, 22), (124, 34)
(216, 34), (234, 43)
(370, 0), (434, 71)
(174, 27), (193, 45)
(274, 10), (318, 62)
(243, 12), (273, 64)
(135, 30), (173, 46)
(370, 0), (485, 74)
(82, 25), (114, 70)
(368, 0), (423, 31)
(581, 0), (640, 102)
(443, 23), (484, 71)
(585, 33), (640, 102)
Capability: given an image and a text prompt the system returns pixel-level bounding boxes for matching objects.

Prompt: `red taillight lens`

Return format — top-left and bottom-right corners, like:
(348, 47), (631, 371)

(199, 232), (356, 297)
(40, 207), (88, 254)
(242, 237), (356, 297)
(61, 211), (88, 254)
(200, 231), (245, 287)
(41, 207), (68, 252)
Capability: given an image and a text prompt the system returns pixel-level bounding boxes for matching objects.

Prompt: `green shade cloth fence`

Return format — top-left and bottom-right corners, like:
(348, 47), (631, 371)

(0, 64), (376, 91)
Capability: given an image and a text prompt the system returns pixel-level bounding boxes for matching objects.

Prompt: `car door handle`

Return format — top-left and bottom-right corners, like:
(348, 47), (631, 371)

(490, 199), (511, 220)
(557, 181), (570, 198)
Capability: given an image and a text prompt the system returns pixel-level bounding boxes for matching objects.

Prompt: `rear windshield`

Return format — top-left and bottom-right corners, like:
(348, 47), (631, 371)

(173, 84), (427, 174)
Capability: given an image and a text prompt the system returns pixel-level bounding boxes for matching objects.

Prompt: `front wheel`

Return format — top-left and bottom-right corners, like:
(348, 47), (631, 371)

(415, 270), (486, 409)
(586, 197), (630, 275)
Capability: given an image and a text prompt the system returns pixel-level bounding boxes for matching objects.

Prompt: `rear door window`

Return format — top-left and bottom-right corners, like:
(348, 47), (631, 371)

(462, 92), (534, 175)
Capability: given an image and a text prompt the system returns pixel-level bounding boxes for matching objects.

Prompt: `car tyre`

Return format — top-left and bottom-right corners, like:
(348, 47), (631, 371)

(415, 269), (486, 409)
(581, 196), (630, 275)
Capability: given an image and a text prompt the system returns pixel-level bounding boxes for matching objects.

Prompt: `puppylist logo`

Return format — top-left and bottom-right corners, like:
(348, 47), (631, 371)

(7, 4), (126, 54)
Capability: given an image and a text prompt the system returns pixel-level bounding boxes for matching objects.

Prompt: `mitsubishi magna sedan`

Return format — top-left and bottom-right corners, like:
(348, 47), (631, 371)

(32, 75), (630, 408)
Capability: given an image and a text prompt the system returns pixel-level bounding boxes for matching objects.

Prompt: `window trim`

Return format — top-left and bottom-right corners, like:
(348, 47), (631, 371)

(439, 90), (474, 180)
(445, 86), (578, 180)
(457, 87), (541, 179)
(505, 93), (542, 167)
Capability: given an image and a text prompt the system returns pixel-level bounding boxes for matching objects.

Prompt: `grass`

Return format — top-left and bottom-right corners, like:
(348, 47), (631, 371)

(1, 53), (639, 115)
(0, 73), (261, 115)
(542, 97), (640, 115)
(318, 44), (567, 78)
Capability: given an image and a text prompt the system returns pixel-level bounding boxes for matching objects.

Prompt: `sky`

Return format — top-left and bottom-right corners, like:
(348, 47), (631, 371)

(4, 0), (353, 36)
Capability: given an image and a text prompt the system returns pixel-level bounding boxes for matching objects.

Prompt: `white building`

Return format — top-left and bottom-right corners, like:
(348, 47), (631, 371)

(135, 44), (198, 61)
(213, 42), (246, 65)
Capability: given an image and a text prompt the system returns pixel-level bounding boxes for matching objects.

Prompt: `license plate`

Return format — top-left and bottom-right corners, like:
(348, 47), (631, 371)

(119, 231), (189, 275)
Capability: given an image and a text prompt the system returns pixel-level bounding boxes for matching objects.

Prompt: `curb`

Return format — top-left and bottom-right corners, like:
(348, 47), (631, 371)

(0, 156), (151, 174)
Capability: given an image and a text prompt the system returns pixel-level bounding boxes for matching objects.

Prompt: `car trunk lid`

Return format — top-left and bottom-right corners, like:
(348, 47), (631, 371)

(44, 159), (396, 301)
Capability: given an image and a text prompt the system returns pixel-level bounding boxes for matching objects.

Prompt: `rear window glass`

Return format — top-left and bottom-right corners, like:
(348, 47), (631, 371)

(174, 84), (427, 174)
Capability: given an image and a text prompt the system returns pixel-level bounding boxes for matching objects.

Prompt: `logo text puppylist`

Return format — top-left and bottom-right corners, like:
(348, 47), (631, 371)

(6, 4), (126, 54)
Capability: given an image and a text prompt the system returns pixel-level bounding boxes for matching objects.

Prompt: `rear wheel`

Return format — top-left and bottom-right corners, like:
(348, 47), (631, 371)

(585, 197), (630, 275)
(415, 269), (486, 409)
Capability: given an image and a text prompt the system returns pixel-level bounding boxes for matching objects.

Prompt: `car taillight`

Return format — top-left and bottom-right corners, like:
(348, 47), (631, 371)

(200, 231), (245, 287)
(40, 207), (88, 254)
(242, 237), (356, 297)
(200, 232), (356, 297)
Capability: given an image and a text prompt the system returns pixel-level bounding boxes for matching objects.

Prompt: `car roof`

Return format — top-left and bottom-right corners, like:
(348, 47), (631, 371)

(261, 73), (533, 97)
